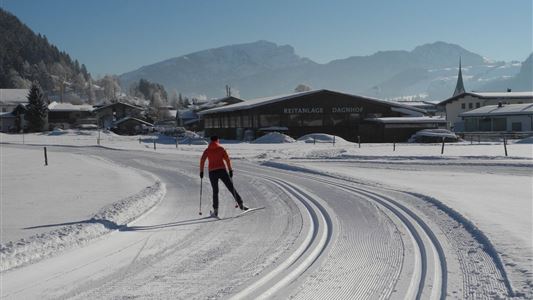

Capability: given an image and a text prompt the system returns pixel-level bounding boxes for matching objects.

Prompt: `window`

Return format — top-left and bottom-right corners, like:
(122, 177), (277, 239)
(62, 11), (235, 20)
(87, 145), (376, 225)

(511, 122), (522, 131)
(476, 102), (480, 108)
(468, 103), (473, 109)
(461, 103), (466, 109)
(259, 114), (281, 127)
(1, 108), (6, 112)
(288, 114), (301, 126)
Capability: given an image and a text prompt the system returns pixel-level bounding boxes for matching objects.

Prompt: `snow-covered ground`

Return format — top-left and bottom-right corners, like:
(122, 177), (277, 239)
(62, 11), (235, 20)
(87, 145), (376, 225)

(0, 145), (165, 271)
(0, 130), (532, 298)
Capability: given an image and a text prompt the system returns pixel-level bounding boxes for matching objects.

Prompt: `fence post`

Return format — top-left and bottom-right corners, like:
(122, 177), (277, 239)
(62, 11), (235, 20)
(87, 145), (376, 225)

(358, 136), (361, 148)
(333, 135), (335, 146)
(393, 141), (396, 152)
(503, 135), (508, 157)
(153, 138), (156, 150)
(313, 137), (316, 145)
(478, 135), (481, 144)
(97, 129), (101, 145)
(441, 137), (445, 155)
(44, 147), (48, 166)
(139, 136), (141, 144)
(176, 136), (179, 149)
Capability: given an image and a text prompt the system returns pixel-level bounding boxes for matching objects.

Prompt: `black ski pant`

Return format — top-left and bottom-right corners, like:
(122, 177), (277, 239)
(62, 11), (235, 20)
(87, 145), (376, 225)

(208, 169), (243, 210)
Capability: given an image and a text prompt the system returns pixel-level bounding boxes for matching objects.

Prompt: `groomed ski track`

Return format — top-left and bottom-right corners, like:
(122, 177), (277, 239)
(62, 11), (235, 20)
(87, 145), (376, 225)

(0, 146), (513, 299)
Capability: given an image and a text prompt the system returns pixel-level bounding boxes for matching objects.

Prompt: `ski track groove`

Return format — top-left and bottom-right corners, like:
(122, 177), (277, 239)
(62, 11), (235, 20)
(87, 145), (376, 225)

(229, 171), (333, 299)
(308, 175), (447, 300)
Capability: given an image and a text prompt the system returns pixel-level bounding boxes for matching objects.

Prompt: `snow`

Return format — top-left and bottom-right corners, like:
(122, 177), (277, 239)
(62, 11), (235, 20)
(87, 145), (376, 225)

(515, 136), (533, 144)
(0, 146), (165, 271)
(0, 130), (532, 298)
(252, 132), (295, 143)
(297, 133), (348, 144)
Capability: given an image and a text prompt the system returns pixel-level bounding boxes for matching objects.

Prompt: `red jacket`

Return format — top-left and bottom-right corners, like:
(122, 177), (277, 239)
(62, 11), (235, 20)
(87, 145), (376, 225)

(200, 141), (232, 172)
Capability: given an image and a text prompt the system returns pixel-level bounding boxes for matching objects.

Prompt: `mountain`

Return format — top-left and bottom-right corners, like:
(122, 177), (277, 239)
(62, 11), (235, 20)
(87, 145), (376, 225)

(120, 41), (528, 101)
(481, 53), (533, 92)
(119, 40), (317, 98)
(0, 9), (92, 97)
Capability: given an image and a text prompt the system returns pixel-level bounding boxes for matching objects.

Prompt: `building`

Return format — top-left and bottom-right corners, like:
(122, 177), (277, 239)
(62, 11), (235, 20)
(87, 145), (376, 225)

(47, 101), (95, 130)
(460, 103), (533, 132)
(0, 104), (27, 133)
(92, 102), (144, 129)
(199, 89), (444, 142)
(438, 91), (533, 131)
(0, 89), (29, 113)
(438, 60), (533, 131)
(113, 117), (153, 135)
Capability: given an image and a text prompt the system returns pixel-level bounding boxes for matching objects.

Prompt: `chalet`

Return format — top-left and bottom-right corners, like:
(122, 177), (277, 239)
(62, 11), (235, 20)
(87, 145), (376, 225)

(113, 117), (153, 135)
(0, 89), (29, 113)
(92, 102), (144, 129)
(47, 101), (95, 130)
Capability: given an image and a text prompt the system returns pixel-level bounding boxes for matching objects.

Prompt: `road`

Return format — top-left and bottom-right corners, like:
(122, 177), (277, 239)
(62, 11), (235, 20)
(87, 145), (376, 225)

(1, 146), (513, 299)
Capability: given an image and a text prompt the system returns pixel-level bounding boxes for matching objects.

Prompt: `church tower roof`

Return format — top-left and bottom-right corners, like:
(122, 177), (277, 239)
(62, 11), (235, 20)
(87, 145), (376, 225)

(453, 58), (466, 96)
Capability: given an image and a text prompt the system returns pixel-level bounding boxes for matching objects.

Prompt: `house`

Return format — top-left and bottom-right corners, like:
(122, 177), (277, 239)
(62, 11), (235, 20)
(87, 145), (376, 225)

(113, 117), (153, 135)
(47, 101), (95, 130)
(0, 104), (28, 133)
(199, 89), (442, 142)
(92, 102), (144, 129)
(438, 91), (533, 131)
(460, 103), (533, 132)
(177, 96), (245, 131)
(0, 89), (29, 113)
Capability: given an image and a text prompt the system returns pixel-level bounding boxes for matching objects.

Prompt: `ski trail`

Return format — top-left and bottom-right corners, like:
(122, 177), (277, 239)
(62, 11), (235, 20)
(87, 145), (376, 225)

(230, 172), (334, 299)
(297, 174), (447, 300)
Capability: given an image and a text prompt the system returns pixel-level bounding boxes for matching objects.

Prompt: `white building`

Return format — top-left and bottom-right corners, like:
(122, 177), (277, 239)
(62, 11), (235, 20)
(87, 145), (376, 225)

(460, 103), (533, 132)
(439, 91), (533, 131)
(0, 89), (29, 113)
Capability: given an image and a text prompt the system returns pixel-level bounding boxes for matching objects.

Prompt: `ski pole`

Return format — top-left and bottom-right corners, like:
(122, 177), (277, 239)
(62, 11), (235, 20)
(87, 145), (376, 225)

(199, 177), (203, 215)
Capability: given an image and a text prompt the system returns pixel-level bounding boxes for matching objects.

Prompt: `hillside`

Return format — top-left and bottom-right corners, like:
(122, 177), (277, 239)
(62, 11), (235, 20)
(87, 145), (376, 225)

(0, 9), (92, 98)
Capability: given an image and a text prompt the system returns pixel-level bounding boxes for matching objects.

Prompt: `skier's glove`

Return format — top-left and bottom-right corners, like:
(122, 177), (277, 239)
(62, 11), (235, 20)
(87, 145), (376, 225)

(200, 171), (204, 178)
(229, 169), (233, 178)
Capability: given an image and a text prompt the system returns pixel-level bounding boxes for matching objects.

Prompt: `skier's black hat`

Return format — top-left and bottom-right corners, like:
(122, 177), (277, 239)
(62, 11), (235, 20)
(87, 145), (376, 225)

(210, 136), (219, 141)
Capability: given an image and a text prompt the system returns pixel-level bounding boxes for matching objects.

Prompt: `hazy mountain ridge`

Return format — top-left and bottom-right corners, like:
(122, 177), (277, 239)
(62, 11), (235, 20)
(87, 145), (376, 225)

(119, 40), (529, 100)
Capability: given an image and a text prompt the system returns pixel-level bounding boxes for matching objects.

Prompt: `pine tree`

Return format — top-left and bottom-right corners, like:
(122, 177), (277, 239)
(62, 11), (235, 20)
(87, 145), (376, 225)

(26, 83), (48, 132)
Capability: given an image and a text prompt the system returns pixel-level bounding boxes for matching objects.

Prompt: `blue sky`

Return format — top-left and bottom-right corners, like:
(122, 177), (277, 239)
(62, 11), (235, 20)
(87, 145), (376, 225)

(2, 0), (532, 76)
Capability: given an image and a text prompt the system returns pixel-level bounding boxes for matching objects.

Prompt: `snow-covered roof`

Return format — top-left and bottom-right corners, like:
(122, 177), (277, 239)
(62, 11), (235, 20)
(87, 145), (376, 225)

(0, 89), (30, 104)
(93, 102), (143, 112)
(438, 91), (533, 106)
(199, 90), (426, 115)
(114, 117), (153, 126)
(395, 101), (437, 107)
(366, 116), (447, 124)
(178, 109), (198, 119)
(48, 101), (93, 112)
(460, 103), (533, 117)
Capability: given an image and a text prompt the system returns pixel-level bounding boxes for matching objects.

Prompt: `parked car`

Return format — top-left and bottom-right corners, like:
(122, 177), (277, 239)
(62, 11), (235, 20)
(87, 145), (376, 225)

(408, 129), (460, 143)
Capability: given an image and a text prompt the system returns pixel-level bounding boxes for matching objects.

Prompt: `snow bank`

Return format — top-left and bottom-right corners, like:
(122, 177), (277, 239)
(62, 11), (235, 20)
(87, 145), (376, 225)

(252, 132), (296, 144)
(0, 179), (165, 272)
(297, 133), (348, 144)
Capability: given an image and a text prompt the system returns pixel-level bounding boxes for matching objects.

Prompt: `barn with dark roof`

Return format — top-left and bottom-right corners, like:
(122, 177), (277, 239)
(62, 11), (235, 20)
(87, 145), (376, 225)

(199, 89), (445, 142)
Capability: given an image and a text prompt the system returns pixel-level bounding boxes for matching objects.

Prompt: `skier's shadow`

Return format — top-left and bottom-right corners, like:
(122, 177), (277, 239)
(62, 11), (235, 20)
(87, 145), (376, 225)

(23, 216), (218, 232)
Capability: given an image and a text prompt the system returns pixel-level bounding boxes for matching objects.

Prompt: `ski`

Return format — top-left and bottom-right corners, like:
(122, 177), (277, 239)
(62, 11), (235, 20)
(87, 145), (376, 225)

(238, 206), (265, 216)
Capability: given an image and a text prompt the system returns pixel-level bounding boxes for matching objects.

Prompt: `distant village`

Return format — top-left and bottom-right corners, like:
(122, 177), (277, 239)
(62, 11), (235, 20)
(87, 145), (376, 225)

(1, 63), (532, 142)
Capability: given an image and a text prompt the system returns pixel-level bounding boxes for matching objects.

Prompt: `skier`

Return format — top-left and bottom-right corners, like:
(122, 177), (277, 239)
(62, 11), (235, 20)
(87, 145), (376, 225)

(200, 136), (248, 217)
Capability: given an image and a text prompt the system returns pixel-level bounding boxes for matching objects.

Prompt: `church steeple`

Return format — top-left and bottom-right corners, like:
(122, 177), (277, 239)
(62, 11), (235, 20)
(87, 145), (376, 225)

(453, 57), (465, 96)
